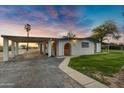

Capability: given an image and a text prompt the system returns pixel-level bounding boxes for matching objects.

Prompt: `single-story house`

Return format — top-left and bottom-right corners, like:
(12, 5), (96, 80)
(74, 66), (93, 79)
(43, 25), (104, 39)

(51, 37), (101, 56)
(1, 35), (101, 61)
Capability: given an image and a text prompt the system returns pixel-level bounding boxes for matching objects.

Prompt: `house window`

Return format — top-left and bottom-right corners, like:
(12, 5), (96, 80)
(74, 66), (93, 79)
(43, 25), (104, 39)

(81, 42), (89, 48)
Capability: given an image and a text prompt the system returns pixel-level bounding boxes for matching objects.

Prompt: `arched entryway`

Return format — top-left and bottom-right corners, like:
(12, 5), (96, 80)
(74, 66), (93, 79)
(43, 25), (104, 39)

(64, 43), (71, 56)
(52, 42), (56, 56)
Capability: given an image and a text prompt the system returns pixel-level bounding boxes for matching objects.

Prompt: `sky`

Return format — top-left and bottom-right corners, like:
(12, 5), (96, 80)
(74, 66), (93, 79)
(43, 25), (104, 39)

(0, 5), (123, 45)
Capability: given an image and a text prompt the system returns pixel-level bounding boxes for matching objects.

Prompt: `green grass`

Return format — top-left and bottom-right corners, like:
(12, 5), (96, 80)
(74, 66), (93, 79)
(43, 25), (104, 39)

(69, 50), (124, 76)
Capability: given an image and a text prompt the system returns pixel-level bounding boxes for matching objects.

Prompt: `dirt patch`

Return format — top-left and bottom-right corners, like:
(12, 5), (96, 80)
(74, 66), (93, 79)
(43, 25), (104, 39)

(91, 72), (124, 88)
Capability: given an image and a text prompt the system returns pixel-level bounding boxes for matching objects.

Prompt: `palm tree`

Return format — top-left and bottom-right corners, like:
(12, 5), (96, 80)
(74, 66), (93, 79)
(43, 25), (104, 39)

(24, 24), (31, 51)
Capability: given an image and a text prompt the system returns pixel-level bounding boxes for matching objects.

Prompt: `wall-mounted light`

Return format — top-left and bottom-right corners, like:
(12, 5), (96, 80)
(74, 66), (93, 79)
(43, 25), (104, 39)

(51, 40), (54, 44)
(72, 38), (77, 44)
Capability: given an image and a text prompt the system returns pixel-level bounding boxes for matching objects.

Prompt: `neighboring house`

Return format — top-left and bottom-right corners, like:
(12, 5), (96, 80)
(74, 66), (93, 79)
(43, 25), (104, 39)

(1, 35), (101, 61)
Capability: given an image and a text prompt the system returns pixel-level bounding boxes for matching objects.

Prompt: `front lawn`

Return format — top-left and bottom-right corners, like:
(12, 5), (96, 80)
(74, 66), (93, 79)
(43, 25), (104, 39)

(68, 50), (124, 87)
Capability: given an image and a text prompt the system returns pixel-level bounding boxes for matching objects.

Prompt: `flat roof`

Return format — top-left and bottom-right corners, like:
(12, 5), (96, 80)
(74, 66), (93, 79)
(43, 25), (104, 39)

(1, 35), (99, 43)
(1, 35), (57, 42)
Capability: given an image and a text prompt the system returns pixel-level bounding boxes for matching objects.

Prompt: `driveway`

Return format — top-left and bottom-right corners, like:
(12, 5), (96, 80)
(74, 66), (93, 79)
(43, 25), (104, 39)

(0, 57), (82, 88)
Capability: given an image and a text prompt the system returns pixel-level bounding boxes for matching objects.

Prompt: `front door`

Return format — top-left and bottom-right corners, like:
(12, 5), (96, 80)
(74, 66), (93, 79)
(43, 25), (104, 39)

(64, 43), (71, 56)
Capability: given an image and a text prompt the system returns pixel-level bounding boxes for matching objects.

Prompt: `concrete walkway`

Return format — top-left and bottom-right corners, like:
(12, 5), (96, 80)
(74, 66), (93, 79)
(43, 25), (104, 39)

(0, 57), (82, 88)
(59, 57), (109, 88)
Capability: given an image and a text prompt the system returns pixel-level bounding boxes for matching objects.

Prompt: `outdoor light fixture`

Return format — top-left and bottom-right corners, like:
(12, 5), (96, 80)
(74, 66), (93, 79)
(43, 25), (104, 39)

(51, 40), (54, 44)
(72, 38), (77, 44)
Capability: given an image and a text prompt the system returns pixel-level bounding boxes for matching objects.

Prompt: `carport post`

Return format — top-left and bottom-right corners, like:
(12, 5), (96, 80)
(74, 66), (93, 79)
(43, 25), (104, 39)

(40, 43), (42, 54)
(48, 39), (52, 57)
(43, 42), (46, 55)
(15, 42), (19, 56)
(11, 41), (15, 57)
(3, 37), (9, 62)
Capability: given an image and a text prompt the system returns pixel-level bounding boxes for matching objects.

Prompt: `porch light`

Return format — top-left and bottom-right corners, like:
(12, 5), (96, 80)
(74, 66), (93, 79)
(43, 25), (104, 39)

(72, 38), (77, 43)
(51, 40), (54, 44)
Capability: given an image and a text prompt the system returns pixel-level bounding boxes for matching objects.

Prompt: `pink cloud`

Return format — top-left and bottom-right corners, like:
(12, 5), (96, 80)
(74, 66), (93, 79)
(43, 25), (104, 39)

(0, 18), (123, 45)
(45, 6), (58, 19)
(16, 9), (49, 22)
(60, 6), (80, 17)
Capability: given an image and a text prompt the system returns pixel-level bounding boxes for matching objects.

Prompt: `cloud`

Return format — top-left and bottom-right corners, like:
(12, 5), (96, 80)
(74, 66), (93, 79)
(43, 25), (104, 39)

(0, 5), (123, 44)
(60, 6), (81, 17)
(44, 6), (58, 19)
(0, 6), (94, 31)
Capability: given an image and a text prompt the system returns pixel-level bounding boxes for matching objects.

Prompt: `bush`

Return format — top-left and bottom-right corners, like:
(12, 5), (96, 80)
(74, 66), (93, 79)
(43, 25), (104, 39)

(102, 43), (124, 50)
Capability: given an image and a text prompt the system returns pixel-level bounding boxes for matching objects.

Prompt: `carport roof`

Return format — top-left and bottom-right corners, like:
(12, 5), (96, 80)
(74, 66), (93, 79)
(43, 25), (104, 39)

(1, 35), (99, 43)
(1, 35), (57, 43)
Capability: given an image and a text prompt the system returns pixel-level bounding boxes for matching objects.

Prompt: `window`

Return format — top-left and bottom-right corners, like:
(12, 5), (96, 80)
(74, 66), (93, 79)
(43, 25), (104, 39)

(81, 42), (89, 48)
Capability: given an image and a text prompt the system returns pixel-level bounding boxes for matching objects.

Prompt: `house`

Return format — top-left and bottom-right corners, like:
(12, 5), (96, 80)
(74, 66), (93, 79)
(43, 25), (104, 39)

(50, 37), (101, 57)
(1, 35), (101, 62)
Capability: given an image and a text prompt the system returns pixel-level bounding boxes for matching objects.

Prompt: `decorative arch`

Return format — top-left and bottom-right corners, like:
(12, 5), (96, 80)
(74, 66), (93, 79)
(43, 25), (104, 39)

(64, 43), (71, 56)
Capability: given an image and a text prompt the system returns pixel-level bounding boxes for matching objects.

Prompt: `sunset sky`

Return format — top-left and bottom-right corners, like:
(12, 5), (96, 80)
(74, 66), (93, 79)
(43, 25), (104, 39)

(0, 5), (123, 45)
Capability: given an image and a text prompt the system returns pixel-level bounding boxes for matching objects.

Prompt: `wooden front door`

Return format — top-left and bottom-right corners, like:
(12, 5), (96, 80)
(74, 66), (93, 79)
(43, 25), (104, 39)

(64, 43), (71, 56)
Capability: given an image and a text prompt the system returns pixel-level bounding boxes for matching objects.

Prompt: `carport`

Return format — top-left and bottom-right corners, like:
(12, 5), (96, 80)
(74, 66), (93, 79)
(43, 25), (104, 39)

(1, 35), (56, 62)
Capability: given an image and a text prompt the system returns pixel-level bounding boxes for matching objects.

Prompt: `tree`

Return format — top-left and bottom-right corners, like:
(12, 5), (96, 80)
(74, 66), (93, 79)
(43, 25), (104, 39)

(63, 32), (76, 38)
(91, 20), (120, 43)
(24, 24), (31, 51)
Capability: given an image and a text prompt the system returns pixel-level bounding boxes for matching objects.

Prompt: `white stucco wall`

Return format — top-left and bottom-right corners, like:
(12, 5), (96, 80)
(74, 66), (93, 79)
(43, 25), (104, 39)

(56, 39), (96, 56)
(96, 43), (101, 52)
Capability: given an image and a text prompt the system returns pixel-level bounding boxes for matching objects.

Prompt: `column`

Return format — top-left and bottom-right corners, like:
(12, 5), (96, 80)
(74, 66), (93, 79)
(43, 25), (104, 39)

(15, 42), (19, 56)
(56, 41), (60, 56)
(42, 43), (44, 55)
(11, 41), (15, 57)
(43, 42), (46, 55)
(48, 39), (52, 57)
(40, 43), (42, 54)
(3, 38), (9, 62)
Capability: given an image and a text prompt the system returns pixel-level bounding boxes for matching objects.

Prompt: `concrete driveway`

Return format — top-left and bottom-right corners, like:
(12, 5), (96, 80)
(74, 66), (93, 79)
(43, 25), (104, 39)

(0, 57), (82, 88)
